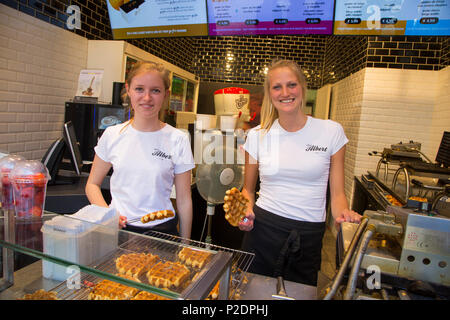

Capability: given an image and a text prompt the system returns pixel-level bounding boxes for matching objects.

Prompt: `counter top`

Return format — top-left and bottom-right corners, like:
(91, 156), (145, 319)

(0, 261), (317, 300)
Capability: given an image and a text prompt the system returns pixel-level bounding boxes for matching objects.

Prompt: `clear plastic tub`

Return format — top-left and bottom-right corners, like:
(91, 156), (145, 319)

(71, 205), (119, 262)
(10, 160), (50, 219)
(0, 154), (26, 210)
(41, 216), (92, 281)
(41, 205), (119, 281)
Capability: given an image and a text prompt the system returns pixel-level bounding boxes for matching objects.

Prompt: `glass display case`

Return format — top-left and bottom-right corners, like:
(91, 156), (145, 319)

(0, 209), (254, 300)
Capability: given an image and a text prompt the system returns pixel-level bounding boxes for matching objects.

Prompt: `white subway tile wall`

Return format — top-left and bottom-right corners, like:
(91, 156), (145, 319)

(331, 66), (450, 210)
(0, 4), (88, 159)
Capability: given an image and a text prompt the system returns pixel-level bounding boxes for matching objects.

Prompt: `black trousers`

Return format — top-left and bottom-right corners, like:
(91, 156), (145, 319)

(242, 205), (326, 286)
(123, 215), (179, 236)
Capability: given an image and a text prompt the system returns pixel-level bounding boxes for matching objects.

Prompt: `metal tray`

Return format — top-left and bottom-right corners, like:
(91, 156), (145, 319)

(49, 230), (254, 300)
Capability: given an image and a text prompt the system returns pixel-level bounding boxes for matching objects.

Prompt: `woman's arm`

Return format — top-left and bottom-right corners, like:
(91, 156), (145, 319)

(239, 151), (259, 231)
(85, 155), (111, 207)
(329, 146), (361, 226)
(174, 170), (193, 239)
(85, 155), (129, 228)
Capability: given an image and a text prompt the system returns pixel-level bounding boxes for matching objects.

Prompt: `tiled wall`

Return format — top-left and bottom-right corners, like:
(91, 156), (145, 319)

(2, 0), (448, 90)
(322, 36), (368, 85)
(430, 67), (450, 157)
(327, 68), (366, 204)
(192, 35), (327, 89)
(0, 4), (88, 159)
(366, 36), (446, 70)
(0, 0), (197, 73)
(330, 66), (450, 217)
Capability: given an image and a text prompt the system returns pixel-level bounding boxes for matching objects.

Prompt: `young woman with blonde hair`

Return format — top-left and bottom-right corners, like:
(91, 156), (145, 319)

(86, 61), (194, 238)
(239, 59), (361, 285)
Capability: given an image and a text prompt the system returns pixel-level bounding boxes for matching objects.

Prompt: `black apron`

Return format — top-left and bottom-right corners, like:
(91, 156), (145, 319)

(124, 214), (179, 236)
(242, 205), (326, 286)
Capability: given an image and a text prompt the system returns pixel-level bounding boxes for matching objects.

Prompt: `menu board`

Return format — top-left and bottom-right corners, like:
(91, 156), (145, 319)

(207, 0), (334, 36)
(334, 0), (450, 35)
(106, 0), (208, 39)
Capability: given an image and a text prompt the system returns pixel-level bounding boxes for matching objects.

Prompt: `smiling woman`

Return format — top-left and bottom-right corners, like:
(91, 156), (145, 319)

(85, 61), (195, 239)
(125, 70), (168, 129)
(239, 59), (362, 286)
(121, 61), (171, 130)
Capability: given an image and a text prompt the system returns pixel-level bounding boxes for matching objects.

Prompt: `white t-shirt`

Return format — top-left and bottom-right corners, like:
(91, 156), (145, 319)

(95, 122), (195, 227)
(243, 116), (348, 222)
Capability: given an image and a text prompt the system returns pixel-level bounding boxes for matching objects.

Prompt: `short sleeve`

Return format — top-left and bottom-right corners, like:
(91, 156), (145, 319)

(173, 131), (195, 174)
(243, 127), (259, 161)
(330, 121), (349, 155)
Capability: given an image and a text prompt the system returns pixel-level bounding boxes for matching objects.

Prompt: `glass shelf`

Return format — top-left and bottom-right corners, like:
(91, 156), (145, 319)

(0, 210), (253, 300)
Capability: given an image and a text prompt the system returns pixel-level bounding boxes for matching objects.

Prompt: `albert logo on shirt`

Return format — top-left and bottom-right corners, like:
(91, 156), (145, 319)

(152, 148), (172, 160)
(305, 144), (328, 152)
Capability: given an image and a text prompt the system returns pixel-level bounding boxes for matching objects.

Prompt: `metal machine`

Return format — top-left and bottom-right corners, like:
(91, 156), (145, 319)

(323, 208), (450, 300)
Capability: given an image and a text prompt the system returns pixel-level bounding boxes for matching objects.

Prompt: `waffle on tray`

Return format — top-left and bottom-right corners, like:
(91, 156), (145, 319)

(178, 247), (212, 269)
(223, 187), (249, 227)
(141, 209), (175, 223)
(19, 289), (59, 300)
(146, 261), (190, 289)
(88, 276), (140, 300)
(115, 252), (159, 279)
(131, 291), (171, 300)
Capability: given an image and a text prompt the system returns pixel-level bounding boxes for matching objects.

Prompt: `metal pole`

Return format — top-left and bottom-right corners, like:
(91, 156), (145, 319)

(0, 208), (15, 291)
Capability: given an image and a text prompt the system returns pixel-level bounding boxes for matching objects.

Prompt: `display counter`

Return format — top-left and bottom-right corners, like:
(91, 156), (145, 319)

(0, 261), (316, 300)
(1, 211), (317, 300)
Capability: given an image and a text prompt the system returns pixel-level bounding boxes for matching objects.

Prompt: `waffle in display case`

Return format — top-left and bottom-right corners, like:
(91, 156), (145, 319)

(0, 212), (254, 300)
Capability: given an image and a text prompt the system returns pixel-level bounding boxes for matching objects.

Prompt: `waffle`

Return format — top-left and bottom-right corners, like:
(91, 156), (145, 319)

(115, 252), (159, 279)
(19, 289), (58, 300)
(223, 187), (249, 227)
(146, 261), (190, 289)
(131, 291), (171, 300)
(178, 247), (211, 269)
(141, 210), (175, 223)
(88, 276), (139, 300)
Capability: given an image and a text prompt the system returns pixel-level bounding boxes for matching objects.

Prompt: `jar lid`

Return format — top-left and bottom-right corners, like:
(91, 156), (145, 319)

(10, 160), (50, 182)
(0, 154), (26, 177)
(214, 87), (250, 95)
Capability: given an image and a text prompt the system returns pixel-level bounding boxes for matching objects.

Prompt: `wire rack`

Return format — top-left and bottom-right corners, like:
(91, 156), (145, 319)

(49, 230), (254, 300)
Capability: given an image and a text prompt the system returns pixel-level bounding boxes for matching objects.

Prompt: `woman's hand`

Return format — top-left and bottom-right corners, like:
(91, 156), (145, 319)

(334, 208), (362, 226)
(119, 215), (127, 229)
(239, 209), (255, 231)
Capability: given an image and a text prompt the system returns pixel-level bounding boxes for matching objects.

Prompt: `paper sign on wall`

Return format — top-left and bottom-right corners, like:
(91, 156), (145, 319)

(75, 69), (104, 98)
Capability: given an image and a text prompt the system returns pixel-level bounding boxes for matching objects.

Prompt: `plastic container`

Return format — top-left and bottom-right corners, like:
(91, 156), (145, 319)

(10, 160), (50, 219)
(196, 114), (217, 130)
(0, 154), (26, 210)
(41, 215), (92, 281)
(214, 87), (250, 120)
(220, 115), (238, 131)
(41, 205), (119, 281)
(71, 205), (119, 261)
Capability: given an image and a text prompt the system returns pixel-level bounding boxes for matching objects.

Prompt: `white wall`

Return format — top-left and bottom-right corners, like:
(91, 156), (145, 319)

(430, 67), (450, 159)
(329, 68), (366, 201)
(329, 66), (450, 210)
(0, 4), (88, 160)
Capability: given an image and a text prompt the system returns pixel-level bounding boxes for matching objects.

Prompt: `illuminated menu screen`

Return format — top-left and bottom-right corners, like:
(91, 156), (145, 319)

(106, 0), (208, 39)
(334, 0), (450, 35)
(207, 0), (334, 36)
